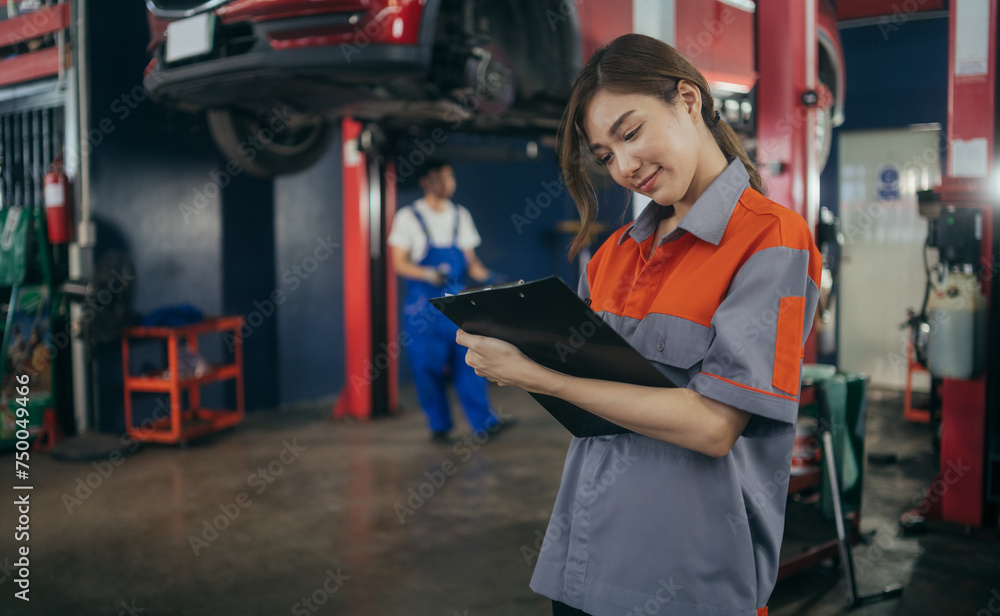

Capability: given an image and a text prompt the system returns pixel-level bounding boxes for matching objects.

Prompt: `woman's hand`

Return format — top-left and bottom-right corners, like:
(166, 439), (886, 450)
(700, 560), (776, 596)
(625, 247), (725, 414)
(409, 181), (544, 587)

(456, 330), (560, 393)
(457, 330), (750, 456)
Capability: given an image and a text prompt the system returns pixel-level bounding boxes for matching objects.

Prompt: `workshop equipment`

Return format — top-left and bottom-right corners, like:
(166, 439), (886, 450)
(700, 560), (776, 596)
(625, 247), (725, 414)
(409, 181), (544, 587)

(0, 202), (60, 452)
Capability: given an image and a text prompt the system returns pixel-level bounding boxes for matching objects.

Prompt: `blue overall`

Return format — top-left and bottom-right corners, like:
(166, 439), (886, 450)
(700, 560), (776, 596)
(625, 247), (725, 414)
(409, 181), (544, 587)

(403, 208), (498, 435)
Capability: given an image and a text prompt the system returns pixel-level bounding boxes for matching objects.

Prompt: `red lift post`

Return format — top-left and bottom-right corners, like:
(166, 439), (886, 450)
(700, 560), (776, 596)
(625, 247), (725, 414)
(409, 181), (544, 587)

(334, 119), (399, 420)
(757, 0), (843, 580)
(927, 0), (998, 529)
(756, 0), (822, 377)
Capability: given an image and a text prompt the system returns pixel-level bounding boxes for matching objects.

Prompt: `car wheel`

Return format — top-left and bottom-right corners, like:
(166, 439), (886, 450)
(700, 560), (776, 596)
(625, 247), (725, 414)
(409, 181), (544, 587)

(462, 42), (517, 116)
(206, 108), (334, 177)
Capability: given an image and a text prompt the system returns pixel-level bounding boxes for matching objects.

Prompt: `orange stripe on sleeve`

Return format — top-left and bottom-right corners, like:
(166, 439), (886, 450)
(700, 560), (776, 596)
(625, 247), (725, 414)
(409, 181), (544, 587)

(773, 296), (806, 395)
(699, 372), (800, 402)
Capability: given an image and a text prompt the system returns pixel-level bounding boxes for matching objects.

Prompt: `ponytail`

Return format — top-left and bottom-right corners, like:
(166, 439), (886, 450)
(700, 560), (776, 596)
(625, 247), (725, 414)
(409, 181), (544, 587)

(707, 111), (763, 195)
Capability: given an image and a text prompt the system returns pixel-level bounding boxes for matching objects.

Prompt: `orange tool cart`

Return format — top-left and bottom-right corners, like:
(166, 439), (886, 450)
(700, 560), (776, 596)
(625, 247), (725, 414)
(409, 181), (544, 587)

(122, 316), (245, 444)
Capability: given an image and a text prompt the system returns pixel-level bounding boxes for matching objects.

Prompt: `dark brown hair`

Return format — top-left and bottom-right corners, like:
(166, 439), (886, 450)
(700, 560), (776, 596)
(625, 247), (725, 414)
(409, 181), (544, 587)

(558, 33), (762, 258)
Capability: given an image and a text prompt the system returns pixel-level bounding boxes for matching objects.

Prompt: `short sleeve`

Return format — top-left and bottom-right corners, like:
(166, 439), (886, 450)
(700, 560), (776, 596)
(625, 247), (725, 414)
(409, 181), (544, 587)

(688, 244), (820, 426)
(455, 206), (482, 251)
(387, 207), (427, 262)
(577, 269), (591, 300)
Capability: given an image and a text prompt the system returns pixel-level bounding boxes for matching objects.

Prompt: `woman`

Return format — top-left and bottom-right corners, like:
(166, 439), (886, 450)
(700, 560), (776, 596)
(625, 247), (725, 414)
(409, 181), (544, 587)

(457, 34), (821, 616)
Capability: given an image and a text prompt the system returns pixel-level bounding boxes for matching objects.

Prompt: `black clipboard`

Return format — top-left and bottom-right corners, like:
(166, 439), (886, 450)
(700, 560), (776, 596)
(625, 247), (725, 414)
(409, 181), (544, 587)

(430, 276), (676, 437)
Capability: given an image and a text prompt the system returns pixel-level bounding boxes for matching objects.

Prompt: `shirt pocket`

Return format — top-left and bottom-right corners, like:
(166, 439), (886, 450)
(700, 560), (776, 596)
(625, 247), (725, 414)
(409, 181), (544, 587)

(631, 314), (713, 370)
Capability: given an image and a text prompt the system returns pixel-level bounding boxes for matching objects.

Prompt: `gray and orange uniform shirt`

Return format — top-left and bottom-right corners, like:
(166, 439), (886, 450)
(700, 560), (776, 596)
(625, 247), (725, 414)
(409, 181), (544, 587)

(529, 159), (821, 616)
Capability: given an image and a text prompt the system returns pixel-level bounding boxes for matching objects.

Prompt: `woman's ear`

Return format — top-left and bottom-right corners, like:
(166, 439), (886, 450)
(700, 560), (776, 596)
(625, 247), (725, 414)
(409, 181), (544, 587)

(675, 79), (703, 123)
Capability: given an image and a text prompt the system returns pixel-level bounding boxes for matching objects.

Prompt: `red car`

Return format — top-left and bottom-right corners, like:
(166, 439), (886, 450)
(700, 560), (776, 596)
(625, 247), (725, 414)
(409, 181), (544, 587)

(143, 1), (843, 177)
(144, 0), (591, 176)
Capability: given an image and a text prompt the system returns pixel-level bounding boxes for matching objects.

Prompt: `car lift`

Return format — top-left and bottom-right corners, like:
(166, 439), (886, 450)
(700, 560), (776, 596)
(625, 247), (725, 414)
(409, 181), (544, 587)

(902, 0), (999, 532)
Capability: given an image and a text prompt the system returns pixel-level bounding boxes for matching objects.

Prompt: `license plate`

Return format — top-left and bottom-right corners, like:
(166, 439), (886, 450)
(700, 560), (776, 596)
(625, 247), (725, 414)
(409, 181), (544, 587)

(165, 12), (215, 63)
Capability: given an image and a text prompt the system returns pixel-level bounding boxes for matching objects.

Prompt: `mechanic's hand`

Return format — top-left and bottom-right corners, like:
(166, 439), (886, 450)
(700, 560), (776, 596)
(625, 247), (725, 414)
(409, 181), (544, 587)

(424, 267), (448, 287)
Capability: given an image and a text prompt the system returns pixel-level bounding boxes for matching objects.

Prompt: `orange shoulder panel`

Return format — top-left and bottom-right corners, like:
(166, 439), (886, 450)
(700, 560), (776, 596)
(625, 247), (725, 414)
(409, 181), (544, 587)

(729, 189), (822, 288)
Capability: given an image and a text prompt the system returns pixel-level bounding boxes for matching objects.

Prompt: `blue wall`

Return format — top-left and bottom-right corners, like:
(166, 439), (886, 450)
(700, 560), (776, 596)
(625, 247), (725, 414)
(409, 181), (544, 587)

(273, 145), (345, 407)
(87, 3), (308, 429)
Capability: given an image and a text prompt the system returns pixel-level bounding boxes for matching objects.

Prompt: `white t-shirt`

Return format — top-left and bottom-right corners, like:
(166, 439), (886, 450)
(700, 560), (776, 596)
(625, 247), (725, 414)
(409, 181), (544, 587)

(387, 198), (482, 263)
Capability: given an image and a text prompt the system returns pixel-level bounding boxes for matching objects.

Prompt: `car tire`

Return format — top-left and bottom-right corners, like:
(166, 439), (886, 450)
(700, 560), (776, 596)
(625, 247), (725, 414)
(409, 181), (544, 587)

(206, 108), (334, 177)
(462, 42), (517, 117)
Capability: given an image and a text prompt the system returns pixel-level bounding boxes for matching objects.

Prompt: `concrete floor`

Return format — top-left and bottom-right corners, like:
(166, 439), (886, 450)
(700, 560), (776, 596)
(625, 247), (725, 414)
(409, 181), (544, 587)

(0, 385), (997, 615)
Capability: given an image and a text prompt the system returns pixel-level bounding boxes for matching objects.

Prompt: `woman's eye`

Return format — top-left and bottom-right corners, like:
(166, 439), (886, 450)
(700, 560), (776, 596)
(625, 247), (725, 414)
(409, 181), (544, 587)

(599, 153), (613, 166)
(624, 126), (641, 141)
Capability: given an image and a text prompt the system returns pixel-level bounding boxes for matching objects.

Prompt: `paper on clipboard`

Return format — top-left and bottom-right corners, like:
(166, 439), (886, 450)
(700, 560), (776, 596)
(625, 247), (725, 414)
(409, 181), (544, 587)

(430, 276), (677, 437)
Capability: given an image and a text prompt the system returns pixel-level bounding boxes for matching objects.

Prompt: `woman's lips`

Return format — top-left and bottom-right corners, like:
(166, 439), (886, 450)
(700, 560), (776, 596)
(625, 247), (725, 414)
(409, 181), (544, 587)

(638, 168), (660, 192)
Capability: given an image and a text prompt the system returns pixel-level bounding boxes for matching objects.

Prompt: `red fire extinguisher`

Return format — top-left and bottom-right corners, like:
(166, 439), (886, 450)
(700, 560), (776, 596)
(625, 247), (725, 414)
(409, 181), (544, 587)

(44, 152), (74, 244)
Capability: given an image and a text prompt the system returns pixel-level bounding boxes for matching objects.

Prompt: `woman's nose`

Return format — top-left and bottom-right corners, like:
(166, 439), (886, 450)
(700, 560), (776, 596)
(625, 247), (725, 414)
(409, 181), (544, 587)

(615, 151), (641, 178)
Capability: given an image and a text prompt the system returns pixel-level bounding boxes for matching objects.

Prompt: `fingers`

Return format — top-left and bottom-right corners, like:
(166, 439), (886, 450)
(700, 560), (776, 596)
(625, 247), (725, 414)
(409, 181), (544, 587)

(465, 348), (480, 368)
(455, 329), (475, 348)
(466, 347), (498, 385)
(457, 329), (505, 351)
(458, 331), (517, 388)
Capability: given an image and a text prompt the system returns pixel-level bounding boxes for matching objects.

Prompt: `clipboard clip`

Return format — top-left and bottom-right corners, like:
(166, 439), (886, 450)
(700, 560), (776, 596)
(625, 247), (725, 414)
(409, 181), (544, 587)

(459, 279), (526, 294)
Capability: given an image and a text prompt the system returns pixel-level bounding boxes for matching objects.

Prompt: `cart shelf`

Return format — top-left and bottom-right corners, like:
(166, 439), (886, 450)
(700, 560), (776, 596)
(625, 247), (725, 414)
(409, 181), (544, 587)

(122, 316), (244, 444)
(125, 364), (242, 393)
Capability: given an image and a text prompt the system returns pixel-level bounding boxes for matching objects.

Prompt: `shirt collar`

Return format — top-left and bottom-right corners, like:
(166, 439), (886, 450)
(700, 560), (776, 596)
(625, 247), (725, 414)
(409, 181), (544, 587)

(415, 198), (455, 213)
(620, 158), (750, 247)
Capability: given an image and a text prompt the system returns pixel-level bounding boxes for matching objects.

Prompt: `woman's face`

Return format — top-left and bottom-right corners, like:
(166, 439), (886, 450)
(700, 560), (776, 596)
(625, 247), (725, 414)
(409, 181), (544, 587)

(583, 88), (703, 207)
